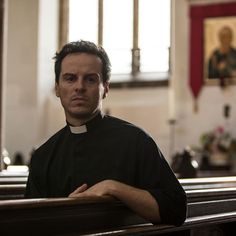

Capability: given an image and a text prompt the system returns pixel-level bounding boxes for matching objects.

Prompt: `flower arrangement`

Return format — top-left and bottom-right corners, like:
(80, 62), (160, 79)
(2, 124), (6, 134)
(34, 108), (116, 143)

(200, 126), (236, 166)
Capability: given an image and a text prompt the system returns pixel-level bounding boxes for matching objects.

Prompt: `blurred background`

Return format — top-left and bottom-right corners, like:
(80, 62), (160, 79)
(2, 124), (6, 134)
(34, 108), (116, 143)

(1, 0), (236, 178)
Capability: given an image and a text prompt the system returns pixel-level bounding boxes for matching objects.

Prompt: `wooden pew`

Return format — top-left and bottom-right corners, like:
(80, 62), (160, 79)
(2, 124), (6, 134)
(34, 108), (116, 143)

(1, 175), (236, 201)
(0, 191), (236, 236)
(0, 184), (25, 200)
(0, 175), (236, 235)
(0, 170), (28, 178)
(180, 176), (236, 190)
(0, 197), (147, 235)
(0, 172), (27, 199)
(0, 177), (27, 185)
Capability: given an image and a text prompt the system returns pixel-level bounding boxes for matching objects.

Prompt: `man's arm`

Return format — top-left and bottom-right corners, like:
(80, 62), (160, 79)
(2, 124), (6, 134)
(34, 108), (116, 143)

(68, 179), (161, 223)
(25, 171), (41, 198)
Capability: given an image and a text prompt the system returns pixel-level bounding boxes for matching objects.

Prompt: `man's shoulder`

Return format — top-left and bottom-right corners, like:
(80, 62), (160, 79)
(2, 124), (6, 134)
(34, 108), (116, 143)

(103, 115), (150, 137)
(33, 126), (67, 156)
(104, 115), (136, 128)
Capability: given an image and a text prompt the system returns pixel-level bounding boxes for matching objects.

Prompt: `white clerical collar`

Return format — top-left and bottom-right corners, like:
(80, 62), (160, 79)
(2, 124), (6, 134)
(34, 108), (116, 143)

(68, 111), (104, 134)
(69, 125), (87, 134)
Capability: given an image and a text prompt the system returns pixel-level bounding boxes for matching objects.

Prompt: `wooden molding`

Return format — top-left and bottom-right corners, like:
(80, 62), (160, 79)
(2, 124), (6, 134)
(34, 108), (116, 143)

(58, 0), (69, 50)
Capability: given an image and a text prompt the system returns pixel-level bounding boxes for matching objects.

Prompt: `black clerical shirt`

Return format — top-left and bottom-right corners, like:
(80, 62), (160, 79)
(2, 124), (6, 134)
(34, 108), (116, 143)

(25, 112), (186, 226)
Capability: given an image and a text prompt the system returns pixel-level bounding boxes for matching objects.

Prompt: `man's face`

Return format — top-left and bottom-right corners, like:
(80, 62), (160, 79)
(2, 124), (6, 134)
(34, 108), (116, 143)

(55, 53), (109, 125)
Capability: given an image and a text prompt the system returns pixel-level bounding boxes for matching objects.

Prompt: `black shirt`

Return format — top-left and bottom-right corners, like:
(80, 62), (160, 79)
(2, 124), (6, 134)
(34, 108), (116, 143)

(25, 112), (186, 225)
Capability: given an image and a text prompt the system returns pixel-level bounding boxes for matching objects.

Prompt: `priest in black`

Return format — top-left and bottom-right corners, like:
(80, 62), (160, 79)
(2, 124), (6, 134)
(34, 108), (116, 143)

(25, 40), (187, 226)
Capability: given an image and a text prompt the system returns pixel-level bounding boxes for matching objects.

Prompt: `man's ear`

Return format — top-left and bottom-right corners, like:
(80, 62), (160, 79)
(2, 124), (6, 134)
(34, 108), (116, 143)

(55, 82), (60, 97)
(103, 82), (109, 99)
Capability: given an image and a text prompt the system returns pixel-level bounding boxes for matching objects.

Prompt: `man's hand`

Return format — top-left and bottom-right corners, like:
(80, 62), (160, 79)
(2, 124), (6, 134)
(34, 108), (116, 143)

(68, 180), (114, 198)
(68, 180), (161, 223)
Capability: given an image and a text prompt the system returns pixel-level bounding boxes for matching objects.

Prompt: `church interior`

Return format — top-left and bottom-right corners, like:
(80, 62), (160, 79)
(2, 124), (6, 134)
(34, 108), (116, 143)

(1, 0), (236, 235)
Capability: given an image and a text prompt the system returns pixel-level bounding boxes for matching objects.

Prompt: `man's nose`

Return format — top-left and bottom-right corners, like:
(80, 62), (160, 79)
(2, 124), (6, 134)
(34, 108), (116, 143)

(75, 78), (86, 91)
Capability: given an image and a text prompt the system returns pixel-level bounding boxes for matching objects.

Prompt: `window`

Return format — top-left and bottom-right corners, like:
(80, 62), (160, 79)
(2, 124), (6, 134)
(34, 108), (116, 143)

(103, 0), (133, 74)
(69, 0), (98, 43)
(59, 0), (171, 84)
(139, 0), (170, 73)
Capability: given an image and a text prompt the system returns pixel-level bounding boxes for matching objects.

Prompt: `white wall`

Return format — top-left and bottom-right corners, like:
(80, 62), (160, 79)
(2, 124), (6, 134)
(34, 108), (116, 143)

(4, 0), (39, 163)
(3, 0), (236, 165)
(3, 0), (59, 163)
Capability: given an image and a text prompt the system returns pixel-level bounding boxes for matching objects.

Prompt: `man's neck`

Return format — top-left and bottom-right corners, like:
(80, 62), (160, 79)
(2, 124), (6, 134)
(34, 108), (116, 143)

(66, 110), (100, 127)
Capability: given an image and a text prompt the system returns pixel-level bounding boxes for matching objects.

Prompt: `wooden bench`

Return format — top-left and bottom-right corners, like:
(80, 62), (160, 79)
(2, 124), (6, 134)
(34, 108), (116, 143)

(0, 175), (236, 234)
(0, 172), (27, 199)
(0, 193), (236, 235)
(0, 184), (25, 200)
(1, 175), (236, 201)
(180, 176), (236, 190)
(0, 177), (27, 185)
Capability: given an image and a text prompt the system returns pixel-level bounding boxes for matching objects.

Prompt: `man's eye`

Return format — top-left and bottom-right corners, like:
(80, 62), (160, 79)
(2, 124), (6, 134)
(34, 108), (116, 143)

(65, 75), (76, 82)
(85, 76), (98, 84)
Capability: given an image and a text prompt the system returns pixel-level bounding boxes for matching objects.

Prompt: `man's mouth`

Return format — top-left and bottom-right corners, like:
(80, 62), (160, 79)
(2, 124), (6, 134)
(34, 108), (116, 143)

(72, 96), (87, 102)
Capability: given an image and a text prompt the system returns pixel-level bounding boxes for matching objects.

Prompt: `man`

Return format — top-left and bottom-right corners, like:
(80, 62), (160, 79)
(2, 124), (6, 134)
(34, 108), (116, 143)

(25, 40), (186, 226)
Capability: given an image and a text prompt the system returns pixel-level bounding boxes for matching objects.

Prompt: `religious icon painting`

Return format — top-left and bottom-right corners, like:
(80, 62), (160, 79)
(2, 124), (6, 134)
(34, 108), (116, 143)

(189, 2), (236, 101)
(204, 16), (236, 86)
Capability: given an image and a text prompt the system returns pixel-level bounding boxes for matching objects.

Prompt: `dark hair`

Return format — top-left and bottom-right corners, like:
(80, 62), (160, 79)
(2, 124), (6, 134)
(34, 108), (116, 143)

(54, 40), (111, 83)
